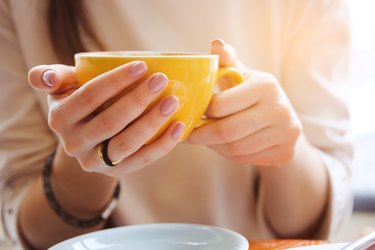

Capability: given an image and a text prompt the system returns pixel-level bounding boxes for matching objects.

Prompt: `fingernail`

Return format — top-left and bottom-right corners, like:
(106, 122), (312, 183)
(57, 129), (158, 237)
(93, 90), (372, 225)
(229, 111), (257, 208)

(129, 61), (147, 77)
(148, 74), (168, 93)
(171, 122), (185, 140)
(160, 96), (179, 115)
(42, 70), (55, 87)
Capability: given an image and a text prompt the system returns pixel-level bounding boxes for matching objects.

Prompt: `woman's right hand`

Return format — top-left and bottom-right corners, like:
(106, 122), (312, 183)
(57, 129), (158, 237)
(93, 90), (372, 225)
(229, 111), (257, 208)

(28, 61), (185, 177)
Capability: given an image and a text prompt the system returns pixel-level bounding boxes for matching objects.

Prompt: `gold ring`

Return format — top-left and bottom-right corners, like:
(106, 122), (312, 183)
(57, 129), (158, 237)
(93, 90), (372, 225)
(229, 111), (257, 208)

(98, 139), (122, 167)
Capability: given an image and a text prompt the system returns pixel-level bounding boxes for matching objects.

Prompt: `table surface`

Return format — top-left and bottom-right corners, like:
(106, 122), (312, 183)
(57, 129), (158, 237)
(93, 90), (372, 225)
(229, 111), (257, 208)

(249, 240), (327, 250)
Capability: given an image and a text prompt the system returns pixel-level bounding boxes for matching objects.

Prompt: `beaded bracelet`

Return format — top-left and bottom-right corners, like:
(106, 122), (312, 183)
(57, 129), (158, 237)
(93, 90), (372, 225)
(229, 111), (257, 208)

(42, 152), (121, 228)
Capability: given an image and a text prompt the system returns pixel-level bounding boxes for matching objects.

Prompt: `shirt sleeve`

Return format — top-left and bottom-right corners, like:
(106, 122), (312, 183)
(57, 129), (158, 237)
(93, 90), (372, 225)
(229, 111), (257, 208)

(254, 0), (353, 240)
(281, 0), (353, 238)
(0, 1), (57, 248)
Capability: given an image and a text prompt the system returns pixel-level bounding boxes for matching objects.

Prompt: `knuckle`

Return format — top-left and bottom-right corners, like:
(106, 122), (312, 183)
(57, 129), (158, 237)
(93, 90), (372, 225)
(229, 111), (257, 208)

(131, 91), (148, 109)
(63, 138), (82, 156)
(258, 73), (279, 95)
(273, 106), (293, 125)
(80, 165), (94, 173)
(283, 122), (302, 143)
(48, 106), (63, 132)
(48, 115), (58, 132)
(82, 156), (110, 174)
(290, 124), (302, 139)
(117, 140), (134, 155)
(77, 157), (96, 173)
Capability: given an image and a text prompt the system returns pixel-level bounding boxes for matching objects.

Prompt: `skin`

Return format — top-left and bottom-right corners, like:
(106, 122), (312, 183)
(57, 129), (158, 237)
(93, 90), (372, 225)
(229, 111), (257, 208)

(21, 39), (329, 249)
(187, 40), (329, 237)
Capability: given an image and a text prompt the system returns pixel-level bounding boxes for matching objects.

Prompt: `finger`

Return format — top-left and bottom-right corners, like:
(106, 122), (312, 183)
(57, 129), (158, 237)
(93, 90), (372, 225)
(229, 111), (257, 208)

(105, 121), (185, 175)
(205, 80), (260, 119)
(107, 95), (180, 162)
(28, 64), (78, 95)
(208, 126), (280, 157)
(60, 61), (148, 125)
(210, 38), (238, 67)
(82, 73), (169, 146)
(186, 105), (271, 145)
(205, 70), (277, 118)
(226, 145), (294, 167)
(210, 38), (252, 89)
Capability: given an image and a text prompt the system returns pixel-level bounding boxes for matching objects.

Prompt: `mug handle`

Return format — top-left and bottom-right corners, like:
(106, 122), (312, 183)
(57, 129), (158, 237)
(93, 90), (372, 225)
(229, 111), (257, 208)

(196, 66), (245, 127)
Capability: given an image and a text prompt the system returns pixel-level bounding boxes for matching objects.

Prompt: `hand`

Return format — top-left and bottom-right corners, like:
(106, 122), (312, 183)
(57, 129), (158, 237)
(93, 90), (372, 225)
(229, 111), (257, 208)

(186, 39), (302, 167)
(28, 62), (185, 176)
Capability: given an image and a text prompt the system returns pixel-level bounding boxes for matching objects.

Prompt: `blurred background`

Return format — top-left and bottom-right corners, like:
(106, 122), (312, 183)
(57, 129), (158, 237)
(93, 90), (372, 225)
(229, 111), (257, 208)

(334, 0), (375, 241)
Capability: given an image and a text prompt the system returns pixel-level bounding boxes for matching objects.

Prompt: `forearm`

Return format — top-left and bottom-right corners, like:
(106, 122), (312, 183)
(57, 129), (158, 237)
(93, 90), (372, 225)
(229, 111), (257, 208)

(18, 145), (118, 249)
(259, 135), (329, 238)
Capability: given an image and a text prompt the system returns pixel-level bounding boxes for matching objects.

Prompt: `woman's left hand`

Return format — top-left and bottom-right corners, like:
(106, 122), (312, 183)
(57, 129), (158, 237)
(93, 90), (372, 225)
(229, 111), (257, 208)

(186, 39), (302, 167)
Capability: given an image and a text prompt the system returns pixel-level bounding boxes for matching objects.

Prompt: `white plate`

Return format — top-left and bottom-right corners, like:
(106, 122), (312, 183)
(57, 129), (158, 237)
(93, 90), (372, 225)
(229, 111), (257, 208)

(287, 242), (349, 250)
(49, 223), (249, 250)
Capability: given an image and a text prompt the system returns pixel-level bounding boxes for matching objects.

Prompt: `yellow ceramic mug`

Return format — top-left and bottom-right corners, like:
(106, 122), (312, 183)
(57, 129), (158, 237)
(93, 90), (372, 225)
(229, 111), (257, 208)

(75, 51), (244, 142)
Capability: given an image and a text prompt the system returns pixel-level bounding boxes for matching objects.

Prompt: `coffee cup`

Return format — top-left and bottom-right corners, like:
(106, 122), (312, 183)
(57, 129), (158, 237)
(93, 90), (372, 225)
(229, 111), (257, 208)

(75, 51), (244, 142)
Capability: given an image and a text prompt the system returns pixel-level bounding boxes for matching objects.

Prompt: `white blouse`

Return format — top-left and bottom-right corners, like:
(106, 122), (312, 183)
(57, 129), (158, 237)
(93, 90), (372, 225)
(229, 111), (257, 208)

(0, 0), (353, 249)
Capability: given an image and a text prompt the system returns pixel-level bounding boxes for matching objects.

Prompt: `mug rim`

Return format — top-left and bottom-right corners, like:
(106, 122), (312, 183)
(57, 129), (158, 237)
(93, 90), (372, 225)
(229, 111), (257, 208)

(75, 51), (218, 58)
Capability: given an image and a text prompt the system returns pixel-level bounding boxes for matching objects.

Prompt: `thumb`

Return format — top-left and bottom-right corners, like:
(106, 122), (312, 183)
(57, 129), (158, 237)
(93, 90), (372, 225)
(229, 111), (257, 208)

(210, 38), (239, 67)
(28, 64), (78, 95)
(210, 39), (250, 90)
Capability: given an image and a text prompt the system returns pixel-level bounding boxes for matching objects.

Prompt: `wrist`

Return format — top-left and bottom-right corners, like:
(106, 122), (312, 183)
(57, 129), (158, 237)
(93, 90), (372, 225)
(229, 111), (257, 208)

(46, 147), (119, 224)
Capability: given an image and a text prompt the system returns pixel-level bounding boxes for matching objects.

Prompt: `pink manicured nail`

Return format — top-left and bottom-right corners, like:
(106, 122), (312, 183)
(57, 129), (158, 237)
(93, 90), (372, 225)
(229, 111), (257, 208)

(42, 70), (55, 87)
(148, 74), (168, 93)
(160, 96), (179, 115)
(129, 61), (147, 77)
(171, 122), (185, 140)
